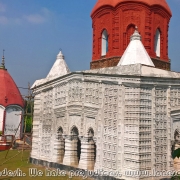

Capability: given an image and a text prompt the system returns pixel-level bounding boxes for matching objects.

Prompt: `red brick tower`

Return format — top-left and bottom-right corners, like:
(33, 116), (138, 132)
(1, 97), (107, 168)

(90, 0), (172, 70)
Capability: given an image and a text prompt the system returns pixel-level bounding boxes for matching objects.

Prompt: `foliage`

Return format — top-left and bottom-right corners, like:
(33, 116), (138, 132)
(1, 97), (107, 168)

(0, 131), (2, 135)
(25, 116), (32, 133)
(24, 99), (34, 133)
(171, 148), (180, 180)
(171, 175), (180, 180)
(172, 148), (180, 159)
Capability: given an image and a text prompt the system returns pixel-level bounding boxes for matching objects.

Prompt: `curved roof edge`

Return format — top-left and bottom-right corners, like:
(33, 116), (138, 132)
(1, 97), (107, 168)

(91, 0), (172, 17)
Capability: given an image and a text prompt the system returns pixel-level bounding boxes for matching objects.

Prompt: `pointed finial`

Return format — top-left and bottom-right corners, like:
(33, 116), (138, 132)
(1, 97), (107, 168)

(130, 26), (141, 41)
(57, 49), (64, 59)
(0, 49), (6, 70)
(135, 26), (138, 31)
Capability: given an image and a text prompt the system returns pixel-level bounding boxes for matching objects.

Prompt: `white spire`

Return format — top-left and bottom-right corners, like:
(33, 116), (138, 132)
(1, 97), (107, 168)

(118, 27), (155, 67)
(46, 51), (70, 80)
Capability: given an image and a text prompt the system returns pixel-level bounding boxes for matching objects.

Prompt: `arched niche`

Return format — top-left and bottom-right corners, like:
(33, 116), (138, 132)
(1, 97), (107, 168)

(87, 127), (94, 137)
(0, 105), (5, 132)
(101, 29), (108, 56)
(154, 29), (161, 57)
(126, 24), (135, 46)
(174, 129), (180, 144)
(57, 126), (63, 140)
(4, 105), (23, 139)
(53, 126), (65, 163)
(71, 126), (79, 136)
(87, 127), (96, 161)
(79, 127), (96, 170)
(70, 126), (81, 161)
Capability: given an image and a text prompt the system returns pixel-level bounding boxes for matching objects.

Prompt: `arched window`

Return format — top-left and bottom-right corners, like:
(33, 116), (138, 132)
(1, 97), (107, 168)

(174, 129), (180, 143)
(57, 126), (63, 140)
(87, 128), (94, 138)
(127, 24), (135, 45)
(101, 30), (108, 56)
(154, 29), (161, 57)
(71, 126), (79, 136)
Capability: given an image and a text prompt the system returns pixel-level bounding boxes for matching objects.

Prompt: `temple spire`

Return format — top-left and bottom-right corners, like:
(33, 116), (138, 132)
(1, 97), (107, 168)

(118, 28), (155, 67)
(0, 49), (6, 70)
(130, 26), (141, 41)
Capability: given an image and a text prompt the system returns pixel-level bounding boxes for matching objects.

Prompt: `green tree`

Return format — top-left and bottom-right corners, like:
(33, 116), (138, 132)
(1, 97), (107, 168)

(171, 148), (180, 180)
(24, 99), (34, 133)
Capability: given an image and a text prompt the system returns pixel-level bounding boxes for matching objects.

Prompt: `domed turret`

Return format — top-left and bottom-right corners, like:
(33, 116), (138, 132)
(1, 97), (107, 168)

(90, 0), (172, 70)
(91, 0), (172, 16)
(0, 68), (24, 108)
(0, 54), (24, 139)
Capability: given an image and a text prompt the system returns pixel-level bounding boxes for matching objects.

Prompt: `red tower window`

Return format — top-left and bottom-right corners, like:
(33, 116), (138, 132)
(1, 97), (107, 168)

(126, 24), (135, 47)
(101, 30), (108, 56)
(154, 29), (161, 58)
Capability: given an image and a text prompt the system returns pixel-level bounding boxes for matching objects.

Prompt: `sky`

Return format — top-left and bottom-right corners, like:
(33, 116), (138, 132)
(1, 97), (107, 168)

(0, 0), (179, 96)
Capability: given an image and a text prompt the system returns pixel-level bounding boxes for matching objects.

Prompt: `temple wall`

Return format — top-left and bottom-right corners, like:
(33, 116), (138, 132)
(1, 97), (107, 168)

(31, 68), (180, 179)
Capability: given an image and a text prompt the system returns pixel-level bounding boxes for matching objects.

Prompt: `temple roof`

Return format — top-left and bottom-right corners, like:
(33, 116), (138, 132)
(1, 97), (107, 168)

(46, 51), (70, 80)
(118, 28), (155, 67)
(0, 68), (24, 108)
(32, 51), (70, 88)
(91, 0), (172, 16)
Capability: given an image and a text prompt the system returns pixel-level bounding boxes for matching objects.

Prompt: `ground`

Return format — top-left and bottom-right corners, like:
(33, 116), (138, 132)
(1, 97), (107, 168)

(0, 150), (92, 180)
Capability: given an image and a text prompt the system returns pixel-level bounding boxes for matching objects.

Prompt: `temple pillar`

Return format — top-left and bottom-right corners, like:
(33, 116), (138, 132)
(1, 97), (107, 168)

(52, 135), (65, 163)
(78, 137), (95, 170)
(63, 135), (79, 167)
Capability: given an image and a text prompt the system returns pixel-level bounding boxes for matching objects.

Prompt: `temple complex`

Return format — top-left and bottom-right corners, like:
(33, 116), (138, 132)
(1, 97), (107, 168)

(30, 0), (180, 179)
(0, 54), (24, 139)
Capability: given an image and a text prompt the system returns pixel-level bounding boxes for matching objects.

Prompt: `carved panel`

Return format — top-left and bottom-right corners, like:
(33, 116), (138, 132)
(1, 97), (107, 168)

(154, 88), (168, 171)
(68, 81), (83, 103)
(55, 83), (67, 106)
(102, 84), (120, 170)
(40, 124), (52, 157)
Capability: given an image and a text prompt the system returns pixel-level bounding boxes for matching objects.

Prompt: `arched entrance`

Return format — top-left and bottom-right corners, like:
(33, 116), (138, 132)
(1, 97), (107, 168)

(63, 126), (80, 167)
(53, 126), (65, 163)
(78, 127), (96, 170)
(71, 126), (81, 162)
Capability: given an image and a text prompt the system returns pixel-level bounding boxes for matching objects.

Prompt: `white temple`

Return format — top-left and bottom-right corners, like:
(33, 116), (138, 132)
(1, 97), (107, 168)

(30, 28), (180, 179)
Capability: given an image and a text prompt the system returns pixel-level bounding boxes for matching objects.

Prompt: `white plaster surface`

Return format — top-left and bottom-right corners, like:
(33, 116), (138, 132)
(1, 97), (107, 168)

(31, 51), (70, 88)
(47, 51), (70, 80)
(118, 29), (155, 67)
(31, 62), (180, 179)
(31, 78), (46, 89)
(31, 36), (180, 180)
(4, 106), (22, 139)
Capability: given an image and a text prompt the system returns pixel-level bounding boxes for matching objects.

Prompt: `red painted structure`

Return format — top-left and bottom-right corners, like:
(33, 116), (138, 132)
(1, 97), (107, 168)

(0, 68), (24, 108)
(0, 57), (24, 141)
(90, 0), (172, 70)
(0, 135), (14, 151)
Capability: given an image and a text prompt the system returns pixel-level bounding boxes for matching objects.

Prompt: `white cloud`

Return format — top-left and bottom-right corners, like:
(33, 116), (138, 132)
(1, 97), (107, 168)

(0, 6), (51, 25)
(23, 8), (51, 24)
(0, 3), (6, 13)
(23, 14), (46, 24)
(0, 16), (8, 24)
